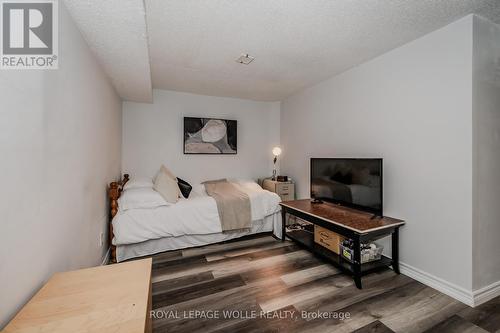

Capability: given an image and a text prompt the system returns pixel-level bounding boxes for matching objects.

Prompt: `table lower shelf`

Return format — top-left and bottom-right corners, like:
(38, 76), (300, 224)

(286, 229), (393, 276)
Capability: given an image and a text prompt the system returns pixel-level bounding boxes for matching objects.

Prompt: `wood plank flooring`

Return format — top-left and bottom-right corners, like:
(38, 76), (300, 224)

(143, 234), (500, 333)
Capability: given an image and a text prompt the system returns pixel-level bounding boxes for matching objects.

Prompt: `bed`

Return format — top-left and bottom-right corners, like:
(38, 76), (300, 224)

(108, 175), (282, 262)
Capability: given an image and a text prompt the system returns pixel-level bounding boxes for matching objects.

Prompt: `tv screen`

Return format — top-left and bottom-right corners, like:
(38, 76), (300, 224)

(310, 158), (383, 215)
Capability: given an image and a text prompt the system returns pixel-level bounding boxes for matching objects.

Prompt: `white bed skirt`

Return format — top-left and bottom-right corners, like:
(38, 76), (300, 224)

(116, 211), (282, 262)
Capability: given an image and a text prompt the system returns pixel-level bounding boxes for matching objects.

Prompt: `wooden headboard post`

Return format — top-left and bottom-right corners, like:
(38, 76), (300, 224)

(108, 174), (130, 263)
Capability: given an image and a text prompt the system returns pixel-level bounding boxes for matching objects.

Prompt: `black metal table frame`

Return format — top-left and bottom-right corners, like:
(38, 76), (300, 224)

(281, 205), (401, 289)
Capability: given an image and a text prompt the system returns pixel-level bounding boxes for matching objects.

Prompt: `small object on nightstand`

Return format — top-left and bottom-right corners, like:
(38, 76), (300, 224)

(262, 178), (294, 201)
(276, 175), (288, 182)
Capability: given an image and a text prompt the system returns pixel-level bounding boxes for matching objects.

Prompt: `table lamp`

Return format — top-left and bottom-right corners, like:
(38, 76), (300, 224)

(272, 146), (282, 180)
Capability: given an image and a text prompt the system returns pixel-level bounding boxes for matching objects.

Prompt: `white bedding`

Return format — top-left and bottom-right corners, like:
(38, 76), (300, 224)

(112, 180), (281, 246)
(116, 213), (280, 262)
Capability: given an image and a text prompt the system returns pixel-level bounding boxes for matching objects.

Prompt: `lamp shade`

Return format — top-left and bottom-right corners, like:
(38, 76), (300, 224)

(272, 147), (282, 156)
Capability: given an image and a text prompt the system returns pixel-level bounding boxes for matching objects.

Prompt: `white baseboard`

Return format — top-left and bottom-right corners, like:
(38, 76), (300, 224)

(101, 247), (111, 266)
(397, 261), (474, 307)
(398, 261), (500, 307)
(472, 280), (500, 307)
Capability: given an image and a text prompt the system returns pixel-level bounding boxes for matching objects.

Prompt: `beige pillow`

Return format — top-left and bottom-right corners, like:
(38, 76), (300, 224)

(154, 164), (176, 182)
(154, 171), (179, 204)
(154, 164), (181, 198)
(160, 165), (176, 180)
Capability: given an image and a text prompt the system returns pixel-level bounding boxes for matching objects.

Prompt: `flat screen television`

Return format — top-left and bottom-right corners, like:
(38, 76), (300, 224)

(310, 158), (383, 215)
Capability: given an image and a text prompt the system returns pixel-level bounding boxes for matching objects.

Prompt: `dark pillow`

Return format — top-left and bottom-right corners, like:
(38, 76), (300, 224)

(177, 177), (192, 198)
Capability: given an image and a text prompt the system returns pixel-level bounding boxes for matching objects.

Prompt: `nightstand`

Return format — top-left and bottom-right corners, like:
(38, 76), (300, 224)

(262, 179), (295, 201)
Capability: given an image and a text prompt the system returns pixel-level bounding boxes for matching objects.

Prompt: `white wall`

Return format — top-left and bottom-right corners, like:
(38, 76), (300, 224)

(123, 89), (280, 185)
(281, 16), (474, 292)
(472, 16), (500, 291)
(0, 4), (122, 328)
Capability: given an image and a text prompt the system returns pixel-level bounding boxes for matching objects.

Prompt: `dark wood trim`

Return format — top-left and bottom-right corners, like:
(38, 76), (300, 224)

(108, 173), (129, 263)
(280, 200), (404, 234)
(280, 201), (404, 289)
(392, 227), (400, 274)
(281, 209), (286, 242)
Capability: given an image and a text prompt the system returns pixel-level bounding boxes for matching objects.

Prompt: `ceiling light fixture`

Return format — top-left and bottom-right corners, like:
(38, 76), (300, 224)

(236, 54), (255, 65)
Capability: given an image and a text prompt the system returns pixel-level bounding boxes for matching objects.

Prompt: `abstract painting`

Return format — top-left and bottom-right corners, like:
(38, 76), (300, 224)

(184, 117), (237, 154)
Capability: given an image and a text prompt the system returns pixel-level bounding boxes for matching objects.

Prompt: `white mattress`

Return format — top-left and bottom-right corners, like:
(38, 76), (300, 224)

(116, 212), (281, 262)
(112, 180), (281, 246)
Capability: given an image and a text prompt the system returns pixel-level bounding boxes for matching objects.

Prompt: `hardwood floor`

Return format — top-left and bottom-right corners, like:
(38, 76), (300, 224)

(146, 234), (499, 333)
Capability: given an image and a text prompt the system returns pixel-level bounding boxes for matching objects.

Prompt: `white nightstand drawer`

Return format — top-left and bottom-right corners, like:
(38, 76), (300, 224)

(276, 183), (294, 194)
(276, 184), (291, 192)
(262, 179), (295, 201)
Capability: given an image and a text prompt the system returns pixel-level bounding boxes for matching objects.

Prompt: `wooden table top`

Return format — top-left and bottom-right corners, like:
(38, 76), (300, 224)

(4, 258), (152, 333)
(280, 199), (404, 233)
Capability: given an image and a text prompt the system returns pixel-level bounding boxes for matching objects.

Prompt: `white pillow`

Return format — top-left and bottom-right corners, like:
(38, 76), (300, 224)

(118, 188), (169, 211)
(240, 181), (263, 192)
(154, 171), (179, 204)
(123, 178), (153, 191)
(191, 184), (208, 196)
(228, 178), (256, 184)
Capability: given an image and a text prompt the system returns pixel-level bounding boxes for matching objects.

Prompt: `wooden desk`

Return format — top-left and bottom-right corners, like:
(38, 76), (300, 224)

(280, 200), (404, 289)
(3, 258), (152, 333)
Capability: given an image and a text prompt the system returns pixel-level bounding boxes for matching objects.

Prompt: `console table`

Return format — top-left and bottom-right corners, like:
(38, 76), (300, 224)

(280, 199), (404, 289)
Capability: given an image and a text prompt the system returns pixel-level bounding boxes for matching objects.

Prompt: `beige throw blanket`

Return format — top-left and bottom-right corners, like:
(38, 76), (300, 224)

(204, 180), (252, 231)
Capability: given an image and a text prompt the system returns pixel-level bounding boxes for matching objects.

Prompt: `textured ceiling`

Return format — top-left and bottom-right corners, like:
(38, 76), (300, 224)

(63, 0), (152, 102)
(65, 0), (500, 102)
